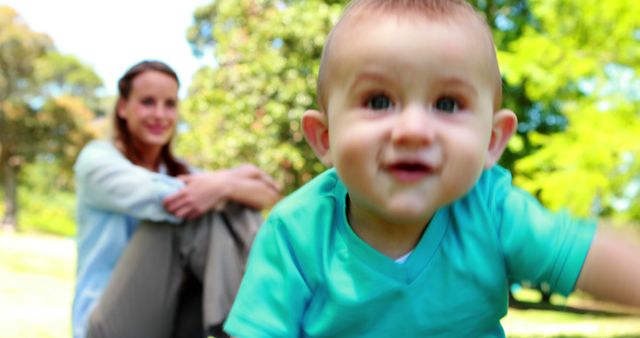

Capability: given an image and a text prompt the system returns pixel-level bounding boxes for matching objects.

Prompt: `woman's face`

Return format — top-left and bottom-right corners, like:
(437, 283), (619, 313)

(117, 70), (179, 153)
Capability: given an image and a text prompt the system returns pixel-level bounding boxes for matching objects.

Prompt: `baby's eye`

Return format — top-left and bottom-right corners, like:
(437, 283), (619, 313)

(366, 94), (394, 111)
(434, 96), (460, 113)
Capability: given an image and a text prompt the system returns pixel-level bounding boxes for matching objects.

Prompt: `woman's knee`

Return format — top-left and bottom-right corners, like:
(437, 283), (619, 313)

(85, 308), (107, 338)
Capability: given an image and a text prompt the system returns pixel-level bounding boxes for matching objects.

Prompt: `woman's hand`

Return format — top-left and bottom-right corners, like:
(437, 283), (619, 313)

(162, 165), (281, 220)
(225, 164), (282, 209)
(162, 170), (233, 220)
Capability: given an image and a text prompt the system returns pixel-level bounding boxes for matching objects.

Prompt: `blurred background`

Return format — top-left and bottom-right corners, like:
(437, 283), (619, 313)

(1, 0), (639, 337)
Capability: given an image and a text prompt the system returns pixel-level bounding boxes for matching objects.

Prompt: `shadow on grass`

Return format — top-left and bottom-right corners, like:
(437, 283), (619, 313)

(545, 336), (640, 338)
(509, 296), (638, 318)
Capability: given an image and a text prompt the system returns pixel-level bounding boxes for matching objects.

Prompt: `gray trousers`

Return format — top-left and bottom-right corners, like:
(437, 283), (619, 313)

(86, 203), (261, 338)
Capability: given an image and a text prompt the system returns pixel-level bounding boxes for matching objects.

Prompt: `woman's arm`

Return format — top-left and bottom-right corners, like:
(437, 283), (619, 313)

(225, 164), (282, 207)
(75, 141), (183, 222)
(576, 226), (640, 308)
(162, 164), (281, 220)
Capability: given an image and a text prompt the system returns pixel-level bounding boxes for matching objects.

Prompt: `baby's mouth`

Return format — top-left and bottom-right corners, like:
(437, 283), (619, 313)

(387, 162), (434, 182)
(390, 162), (430, 171)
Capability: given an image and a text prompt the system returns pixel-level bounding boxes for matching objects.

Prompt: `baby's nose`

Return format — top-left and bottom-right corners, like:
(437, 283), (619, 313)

(390, 106), (436, 146)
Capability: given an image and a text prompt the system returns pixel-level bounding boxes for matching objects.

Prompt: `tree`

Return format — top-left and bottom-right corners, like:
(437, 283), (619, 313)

(34, 51), (104, 114)
(515, 96), (640, 220)
(502, 0), (640, 221)
(183, 0), (344, 191)
(0, 5), (103, 230)
(1, 6), (51, 229)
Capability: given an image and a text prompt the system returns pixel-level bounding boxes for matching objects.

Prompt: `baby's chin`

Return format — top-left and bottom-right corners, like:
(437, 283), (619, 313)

(376, 201), (440, 226)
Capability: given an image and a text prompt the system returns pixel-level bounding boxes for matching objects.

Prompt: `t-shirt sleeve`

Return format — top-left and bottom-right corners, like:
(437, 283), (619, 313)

(74, 141), (183, 222)
(491, 170), (597, 296)
(224, 215), (311, 338)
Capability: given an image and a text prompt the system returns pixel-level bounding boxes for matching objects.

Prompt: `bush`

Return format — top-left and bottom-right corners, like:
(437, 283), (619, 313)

(18, 188), (76, 237)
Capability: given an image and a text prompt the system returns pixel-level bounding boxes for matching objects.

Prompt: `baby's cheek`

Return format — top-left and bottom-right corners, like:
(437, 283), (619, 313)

(445, 139), (486, 195)
(331, 132), (374, 183)
(331, 127), (371, 161)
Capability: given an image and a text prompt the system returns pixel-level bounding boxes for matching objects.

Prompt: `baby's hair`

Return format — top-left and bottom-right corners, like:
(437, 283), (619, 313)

(344, 0), (475, 15)
(316, 0), (502, 112)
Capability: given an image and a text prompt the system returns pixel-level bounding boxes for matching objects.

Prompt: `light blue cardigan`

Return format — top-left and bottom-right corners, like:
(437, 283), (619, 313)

(72, 140), (184, 338)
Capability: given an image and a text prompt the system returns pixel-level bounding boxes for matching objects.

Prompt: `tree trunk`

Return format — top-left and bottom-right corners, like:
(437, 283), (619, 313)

(1, 148), (18, 231)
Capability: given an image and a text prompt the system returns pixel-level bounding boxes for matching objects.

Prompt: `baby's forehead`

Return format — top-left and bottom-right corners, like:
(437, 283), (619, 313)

(335, 5), (493, 48)
(318, 9), (502, 109)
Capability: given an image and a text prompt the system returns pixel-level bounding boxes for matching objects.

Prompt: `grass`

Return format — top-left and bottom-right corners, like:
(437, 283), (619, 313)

(504, 308), (640, 337)
(0, 232), (75, 338)
(1, 232), (639, 338)
(505, 290), (640, 337)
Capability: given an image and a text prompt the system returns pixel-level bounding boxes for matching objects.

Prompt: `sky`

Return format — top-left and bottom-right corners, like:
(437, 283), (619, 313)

(4, 0), (212, 97)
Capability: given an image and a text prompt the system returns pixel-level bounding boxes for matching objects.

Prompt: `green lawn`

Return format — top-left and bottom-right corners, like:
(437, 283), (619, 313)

(1, 232), (639, 338)
(0, 232), (75, 338)
(504, 308), (640, 337)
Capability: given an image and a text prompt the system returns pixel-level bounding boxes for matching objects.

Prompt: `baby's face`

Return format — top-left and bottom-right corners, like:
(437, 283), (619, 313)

(324, 15), (499, 228)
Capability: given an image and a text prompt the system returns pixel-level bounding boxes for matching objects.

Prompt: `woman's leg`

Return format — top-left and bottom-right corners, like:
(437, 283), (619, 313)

(172, 272), (204, 338)
(86, 222), (186, 338)
(175, 204), (262, 336)
(201, 204), (262, 336)
(171, 217), (212, 338)
(86, 205), (261, 338)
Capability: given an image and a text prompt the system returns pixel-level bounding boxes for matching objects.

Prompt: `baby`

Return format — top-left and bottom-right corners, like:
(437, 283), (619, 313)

(224, 0), (640, 336)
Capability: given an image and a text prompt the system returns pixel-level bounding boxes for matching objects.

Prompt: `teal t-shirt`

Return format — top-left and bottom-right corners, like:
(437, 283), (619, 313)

(224, 166), (596, 337)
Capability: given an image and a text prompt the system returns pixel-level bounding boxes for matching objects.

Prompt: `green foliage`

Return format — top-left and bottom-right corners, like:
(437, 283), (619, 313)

(16, 162), (77, 236)
(37, 96), (100, 183)
(0, 6), (51, 101)
(0, 5), (103, 230)
(500, 0), (640, 102)
(18, 190), (76, 236)
(34, 51), (104, 113)
(516, 97), (640, 219)
(1, 5), (52, 192)
(182, 0), (345, 191)
(505, 0), (640, 221)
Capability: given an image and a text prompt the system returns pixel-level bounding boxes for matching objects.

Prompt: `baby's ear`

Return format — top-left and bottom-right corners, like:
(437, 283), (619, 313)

(485, 109), (517, 168)
(302, 109), (332, 166)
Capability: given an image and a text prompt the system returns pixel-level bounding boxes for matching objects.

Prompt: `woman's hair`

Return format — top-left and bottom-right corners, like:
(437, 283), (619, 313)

(113, 60), (189, 176)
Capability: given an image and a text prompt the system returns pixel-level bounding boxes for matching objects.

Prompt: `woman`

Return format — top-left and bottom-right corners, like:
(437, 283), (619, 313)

(72, 60), (280, 338)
